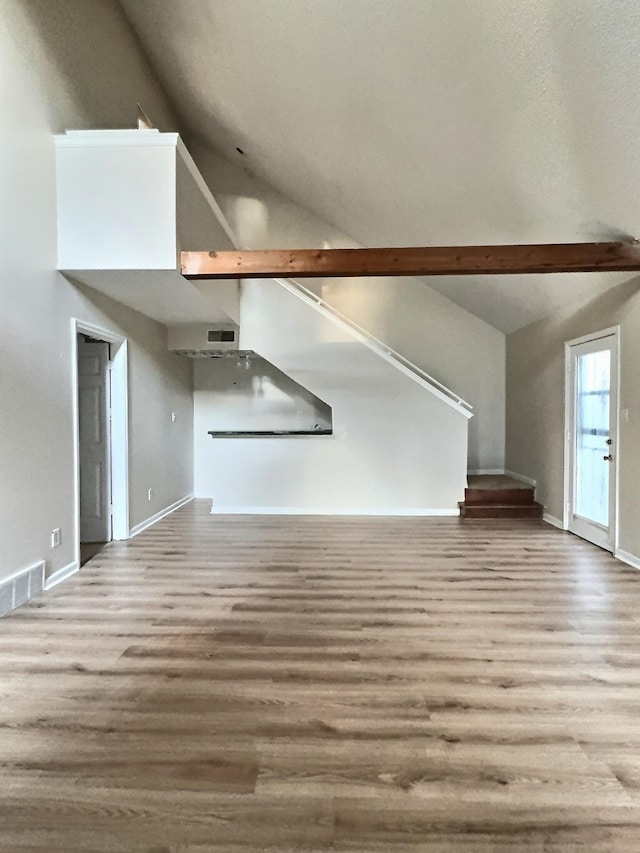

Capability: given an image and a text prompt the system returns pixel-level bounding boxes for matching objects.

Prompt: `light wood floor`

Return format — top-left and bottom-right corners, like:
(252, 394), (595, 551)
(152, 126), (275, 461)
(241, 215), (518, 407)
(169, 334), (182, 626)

(2, 501), (640, 851)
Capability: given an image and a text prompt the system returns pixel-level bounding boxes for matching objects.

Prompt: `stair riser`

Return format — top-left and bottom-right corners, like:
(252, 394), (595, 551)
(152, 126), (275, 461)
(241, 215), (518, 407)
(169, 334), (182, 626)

(464, 487), (535, 505)
(461, 505), (543, 519)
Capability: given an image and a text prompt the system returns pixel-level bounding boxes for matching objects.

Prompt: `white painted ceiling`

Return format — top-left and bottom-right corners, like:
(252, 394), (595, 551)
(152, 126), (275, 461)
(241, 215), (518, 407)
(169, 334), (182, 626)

(120, 0), (640, 332)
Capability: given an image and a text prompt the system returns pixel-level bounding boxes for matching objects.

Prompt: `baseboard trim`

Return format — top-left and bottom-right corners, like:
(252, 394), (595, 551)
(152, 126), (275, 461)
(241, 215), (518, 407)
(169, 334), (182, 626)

(129, 494), (194, 538)
(210, 505), (460, 517)
(543, 513), (565, 530)
(615, 548), (640, 571)
(44, 560), (79, 591)
(504, 470), (537, 487)
(1, 560), (45, 588)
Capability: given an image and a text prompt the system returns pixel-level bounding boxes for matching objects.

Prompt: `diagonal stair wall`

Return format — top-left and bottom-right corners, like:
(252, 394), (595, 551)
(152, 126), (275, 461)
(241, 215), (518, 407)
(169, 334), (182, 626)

(194, 276), (472, 514)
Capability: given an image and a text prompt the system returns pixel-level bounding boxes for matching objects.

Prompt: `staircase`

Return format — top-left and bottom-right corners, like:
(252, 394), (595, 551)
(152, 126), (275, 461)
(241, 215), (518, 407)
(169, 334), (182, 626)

(460, 475), (543, 519)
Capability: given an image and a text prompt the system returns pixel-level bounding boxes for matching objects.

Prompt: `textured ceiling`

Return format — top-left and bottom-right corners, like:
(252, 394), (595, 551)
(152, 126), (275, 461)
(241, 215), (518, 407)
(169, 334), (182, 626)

(120, 0), (640, 332)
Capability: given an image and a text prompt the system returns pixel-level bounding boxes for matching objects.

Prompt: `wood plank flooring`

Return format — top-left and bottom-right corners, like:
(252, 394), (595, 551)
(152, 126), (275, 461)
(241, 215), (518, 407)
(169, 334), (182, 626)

(2, 501), (640, 850)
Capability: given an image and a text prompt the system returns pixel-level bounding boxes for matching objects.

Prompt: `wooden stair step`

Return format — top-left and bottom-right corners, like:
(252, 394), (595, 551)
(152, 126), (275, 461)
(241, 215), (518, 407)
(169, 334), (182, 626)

(461, 474), (541, 519)
(464, 486), (535, 505)
(460, 502), (544, 519)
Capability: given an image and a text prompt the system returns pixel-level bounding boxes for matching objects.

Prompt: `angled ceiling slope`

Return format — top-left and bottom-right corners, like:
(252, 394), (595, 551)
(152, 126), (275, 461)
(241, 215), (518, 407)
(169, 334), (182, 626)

(120, 0), (640, 333)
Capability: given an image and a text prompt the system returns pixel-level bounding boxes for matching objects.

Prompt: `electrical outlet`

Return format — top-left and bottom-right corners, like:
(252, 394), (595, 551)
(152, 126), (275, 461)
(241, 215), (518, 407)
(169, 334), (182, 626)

(51, 528), (61, 548)
(147, 488), (153, 501)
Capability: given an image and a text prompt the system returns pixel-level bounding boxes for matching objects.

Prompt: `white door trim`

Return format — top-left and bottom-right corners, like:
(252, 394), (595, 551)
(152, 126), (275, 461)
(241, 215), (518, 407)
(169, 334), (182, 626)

(72, 320), (130, 569)
(563, 326), (620, 551)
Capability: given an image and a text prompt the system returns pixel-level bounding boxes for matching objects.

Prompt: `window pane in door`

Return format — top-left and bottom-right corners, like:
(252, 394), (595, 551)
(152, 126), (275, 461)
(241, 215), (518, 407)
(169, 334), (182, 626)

(575, 350), (610, 526)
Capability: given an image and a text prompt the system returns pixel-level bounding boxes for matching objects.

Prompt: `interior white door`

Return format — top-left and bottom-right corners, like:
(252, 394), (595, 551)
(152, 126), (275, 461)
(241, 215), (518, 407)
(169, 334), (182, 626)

(78, 337), (111, 543)
(567, 331), (618, 551)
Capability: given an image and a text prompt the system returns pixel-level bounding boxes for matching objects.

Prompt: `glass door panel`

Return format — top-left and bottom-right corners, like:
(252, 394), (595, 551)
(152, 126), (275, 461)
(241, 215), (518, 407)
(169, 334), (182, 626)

(574, 350), (610, 526)
(567, 330), (618, 552)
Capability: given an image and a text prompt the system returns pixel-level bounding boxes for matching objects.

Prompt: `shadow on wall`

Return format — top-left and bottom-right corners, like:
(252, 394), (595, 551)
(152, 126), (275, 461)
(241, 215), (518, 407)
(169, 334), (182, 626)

(194, 352), (333, 435)
(17, 0), (179, 133)
(525, 274), (640, 350)
(507, 273), (640, 414)
(563, 275), (640, 333)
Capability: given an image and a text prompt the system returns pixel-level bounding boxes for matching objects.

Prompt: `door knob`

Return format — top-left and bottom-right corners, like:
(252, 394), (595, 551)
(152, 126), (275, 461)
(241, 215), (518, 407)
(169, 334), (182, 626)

(603, 454), (613, 461)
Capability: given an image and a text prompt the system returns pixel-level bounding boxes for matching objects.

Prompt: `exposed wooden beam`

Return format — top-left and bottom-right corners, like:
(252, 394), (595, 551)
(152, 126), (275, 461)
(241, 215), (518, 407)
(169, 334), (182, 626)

(181, 242), (640, 280)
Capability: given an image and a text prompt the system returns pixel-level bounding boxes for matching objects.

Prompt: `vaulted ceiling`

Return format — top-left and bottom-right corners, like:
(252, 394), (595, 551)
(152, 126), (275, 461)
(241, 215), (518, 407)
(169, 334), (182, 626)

(120, 0), (640, 332)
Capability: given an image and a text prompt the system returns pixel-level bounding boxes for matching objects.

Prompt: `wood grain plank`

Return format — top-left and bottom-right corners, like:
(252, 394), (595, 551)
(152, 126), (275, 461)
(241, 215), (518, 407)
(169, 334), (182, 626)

(2, 503), (640, 849)
(181, 242), (640, 279)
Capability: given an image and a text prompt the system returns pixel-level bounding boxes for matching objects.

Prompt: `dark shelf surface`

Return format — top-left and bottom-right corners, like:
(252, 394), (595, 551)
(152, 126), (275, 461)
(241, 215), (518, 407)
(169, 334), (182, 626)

(208, 429), (333, 437)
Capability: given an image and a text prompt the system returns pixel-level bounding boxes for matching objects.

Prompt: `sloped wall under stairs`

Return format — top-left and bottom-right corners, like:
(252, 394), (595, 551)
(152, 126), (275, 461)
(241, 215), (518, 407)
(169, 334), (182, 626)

(194, 279), (471, 514)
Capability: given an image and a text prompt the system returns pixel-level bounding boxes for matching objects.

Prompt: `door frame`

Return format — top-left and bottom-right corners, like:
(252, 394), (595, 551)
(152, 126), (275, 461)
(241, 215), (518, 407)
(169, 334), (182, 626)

(563, 325), (620, 551)
(72, 320), (129, 568)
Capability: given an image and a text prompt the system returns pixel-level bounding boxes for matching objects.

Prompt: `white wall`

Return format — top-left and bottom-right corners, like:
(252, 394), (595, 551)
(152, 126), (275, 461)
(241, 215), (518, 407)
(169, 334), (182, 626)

(57, 132), (178, 271)
(194, 280), (469, 513)
(315, 278), (504, 471)
(189, 142), (505, 471)
(0, 0), (193, 583)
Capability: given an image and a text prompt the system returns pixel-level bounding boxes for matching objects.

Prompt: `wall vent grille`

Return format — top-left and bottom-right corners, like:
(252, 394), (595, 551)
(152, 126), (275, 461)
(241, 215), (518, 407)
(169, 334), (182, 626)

(0, 562), (45, 618)
(208, 330), (235, 343)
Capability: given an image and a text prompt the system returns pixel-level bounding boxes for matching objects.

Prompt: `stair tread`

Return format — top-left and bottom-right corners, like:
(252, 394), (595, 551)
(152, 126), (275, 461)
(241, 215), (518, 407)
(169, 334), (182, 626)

(463, 501), (543, 508)
(467, 475), (532, 490)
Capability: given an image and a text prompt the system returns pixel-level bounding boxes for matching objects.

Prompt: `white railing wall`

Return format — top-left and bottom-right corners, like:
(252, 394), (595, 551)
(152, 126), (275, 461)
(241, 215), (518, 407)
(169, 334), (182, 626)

(278, 277), (473, 417)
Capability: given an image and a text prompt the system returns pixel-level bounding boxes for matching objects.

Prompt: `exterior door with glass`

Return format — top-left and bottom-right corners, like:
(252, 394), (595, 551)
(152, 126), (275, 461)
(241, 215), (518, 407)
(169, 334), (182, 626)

(566, 330), (618, 551)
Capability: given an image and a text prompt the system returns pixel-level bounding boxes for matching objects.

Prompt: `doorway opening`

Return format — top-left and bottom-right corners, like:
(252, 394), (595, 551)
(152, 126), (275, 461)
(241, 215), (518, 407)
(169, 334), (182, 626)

(72, 321), (129, 569)
(564, 327), (619, 552)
